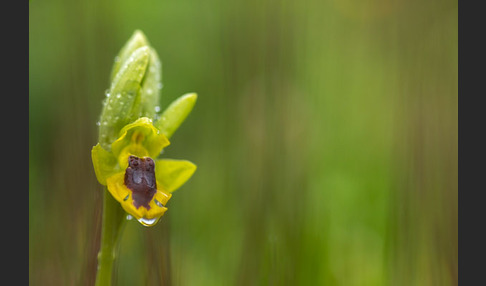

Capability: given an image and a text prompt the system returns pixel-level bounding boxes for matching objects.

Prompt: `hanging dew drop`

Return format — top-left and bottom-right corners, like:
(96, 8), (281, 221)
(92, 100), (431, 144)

(154, 106), (161, 112)
(138, 217), (159, 226)
(126, 215), (133, 221)
(96, 121), (101, 126)
(105, 89), (111, 97)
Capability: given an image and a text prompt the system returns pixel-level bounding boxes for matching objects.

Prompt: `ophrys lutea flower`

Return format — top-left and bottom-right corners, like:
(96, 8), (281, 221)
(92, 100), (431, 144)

(92, 117), (196, 226)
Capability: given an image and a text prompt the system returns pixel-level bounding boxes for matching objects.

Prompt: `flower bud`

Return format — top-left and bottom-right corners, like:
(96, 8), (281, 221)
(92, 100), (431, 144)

(98, 30), (164, 150)
(110, 30), (149, 81)
(98, 46), (150, 150)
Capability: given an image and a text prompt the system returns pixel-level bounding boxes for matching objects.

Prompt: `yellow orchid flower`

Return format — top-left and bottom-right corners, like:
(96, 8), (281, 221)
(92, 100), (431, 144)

(92, 117), (196, 226)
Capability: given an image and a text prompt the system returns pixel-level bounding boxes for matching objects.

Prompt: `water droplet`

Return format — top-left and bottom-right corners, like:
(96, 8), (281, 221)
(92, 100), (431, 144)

(126, 215), (133, 220)
(105, 89), (111, 97)
(154, 106), (161, 112)
(96, 121), (101, 126)
(154, 199), (164, 207)
(138, 217), (159, 227)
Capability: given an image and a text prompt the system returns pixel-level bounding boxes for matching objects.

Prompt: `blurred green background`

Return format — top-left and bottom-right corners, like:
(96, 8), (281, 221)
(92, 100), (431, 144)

(29, 0), (457, 285)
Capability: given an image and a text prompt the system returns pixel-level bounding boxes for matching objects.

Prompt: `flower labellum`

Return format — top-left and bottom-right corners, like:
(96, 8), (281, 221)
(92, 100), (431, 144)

(125, 156), (157, 210)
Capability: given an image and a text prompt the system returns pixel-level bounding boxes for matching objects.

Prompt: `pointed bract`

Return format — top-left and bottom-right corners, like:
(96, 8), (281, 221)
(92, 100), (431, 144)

(155, 93), (197, 139)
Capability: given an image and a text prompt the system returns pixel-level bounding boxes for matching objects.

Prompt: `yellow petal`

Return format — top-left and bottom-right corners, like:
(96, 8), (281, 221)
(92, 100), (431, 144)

(111, 117), (170, 160)
(155, 159), (197, 193)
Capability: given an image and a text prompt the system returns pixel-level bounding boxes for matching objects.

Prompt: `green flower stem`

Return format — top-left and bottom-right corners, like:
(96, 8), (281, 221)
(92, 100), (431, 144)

(95, 188), (126, 286)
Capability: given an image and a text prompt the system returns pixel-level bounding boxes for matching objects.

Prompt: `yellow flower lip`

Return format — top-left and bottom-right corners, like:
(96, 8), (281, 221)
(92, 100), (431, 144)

(106, 161), (172, 223)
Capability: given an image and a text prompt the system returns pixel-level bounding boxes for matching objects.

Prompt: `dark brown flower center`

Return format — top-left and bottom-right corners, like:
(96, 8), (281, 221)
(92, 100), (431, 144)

(124, 155), (157, 210)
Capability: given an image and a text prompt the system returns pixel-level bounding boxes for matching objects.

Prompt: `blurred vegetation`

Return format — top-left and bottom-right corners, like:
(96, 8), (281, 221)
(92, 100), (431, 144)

(29, 0), (457, 285)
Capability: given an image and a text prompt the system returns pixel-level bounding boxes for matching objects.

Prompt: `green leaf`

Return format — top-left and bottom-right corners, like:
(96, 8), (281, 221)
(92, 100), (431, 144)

(155, 93), (197, 139)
